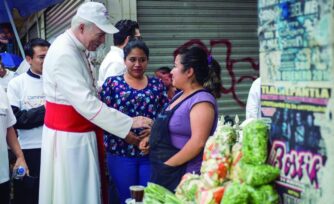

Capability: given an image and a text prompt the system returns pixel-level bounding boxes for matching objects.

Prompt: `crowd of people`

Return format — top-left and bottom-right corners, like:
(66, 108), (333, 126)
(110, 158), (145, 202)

(0, 2), (222, 204)
(1, 1), (326, 204)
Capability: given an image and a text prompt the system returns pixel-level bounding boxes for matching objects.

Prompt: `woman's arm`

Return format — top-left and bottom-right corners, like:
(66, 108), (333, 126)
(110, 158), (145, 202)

(164, 102), (215, 166)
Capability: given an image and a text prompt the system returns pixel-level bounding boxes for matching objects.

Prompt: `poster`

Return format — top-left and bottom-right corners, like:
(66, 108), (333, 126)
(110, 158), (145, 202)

(259, 0), (334, 203)
(258, 0), (333, 83)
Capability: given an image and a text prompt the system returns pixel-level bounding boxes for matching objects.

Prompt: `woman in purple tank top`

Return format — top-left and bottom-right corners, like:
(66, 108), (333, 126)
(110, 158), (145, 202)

(140, 46), (222, 191)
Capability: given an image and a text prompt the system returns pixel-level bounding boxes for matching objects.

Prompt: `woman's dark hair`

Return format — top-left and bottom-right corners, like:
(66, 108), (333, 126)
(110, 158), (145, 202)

(123, 39), (149, 60)
(177, 46), (221, 98)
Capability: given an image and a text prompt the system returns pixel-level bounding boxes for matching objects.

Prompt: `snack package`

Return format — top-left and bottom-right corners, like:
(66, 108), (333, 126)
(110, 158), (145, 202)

(242, 120), (268, 165)
(201, 158), (230, 188)
(229, 143), (243, 181)
(248, 185), (279, 204)
(221, 182), (249, 204)
(175, 173), (203, 202)
(197, 186), (226, 204)
(240, 163), (280, 187)
(203, 136), (231, 162)
(201, 132), (232, 187)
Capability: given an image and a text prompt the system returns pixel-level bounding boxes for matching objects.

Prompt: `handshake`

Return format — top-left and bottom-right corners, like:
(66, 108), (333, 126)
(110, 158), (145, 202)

(124, 116), (152, 154)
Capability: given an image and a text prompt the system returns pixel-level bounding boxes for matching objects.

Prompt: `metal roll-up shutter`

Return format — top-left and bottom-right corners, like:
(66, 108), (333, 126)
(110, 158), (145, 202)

(137, 0), (259, 120)
(45, 0), (83, 42)
(28, 23), (38, 39)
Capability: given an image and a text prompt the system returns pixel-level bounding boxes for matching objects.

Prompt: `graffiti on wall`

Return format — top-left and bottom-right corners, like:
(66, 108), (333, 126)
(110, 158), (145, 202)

(173, 39), (259, 107)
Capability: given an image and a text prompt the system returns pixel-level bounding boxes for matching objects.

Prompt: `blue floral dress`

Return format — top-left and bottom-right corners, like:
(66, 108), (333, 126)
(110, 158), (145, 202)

(99, 75), (168, 157)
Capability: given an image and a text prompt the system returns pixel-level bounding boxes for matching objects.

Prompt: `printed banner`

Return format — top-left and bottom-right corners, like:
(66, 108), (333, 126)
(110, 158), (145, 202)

(259, 0), (334, 203)
(258, 0), (333, 83)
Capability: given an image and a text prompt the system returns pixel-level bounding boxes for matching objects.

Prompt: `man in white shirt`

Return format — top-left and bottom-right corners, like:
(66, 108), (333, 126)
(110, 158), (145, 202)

(0, 63), (15, 92)
(0, 87), (28, 204)
(7, 38), (50, 204)
(246, 77), (261, 119)
(98, 19), (141, 87)
(39, 2), (151, 204)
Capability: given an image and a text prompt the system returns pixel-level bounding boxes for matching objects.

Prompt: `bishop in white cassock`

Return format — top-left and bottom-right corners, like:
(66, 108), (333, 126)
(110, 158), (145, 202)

(39, 2), (151, 204)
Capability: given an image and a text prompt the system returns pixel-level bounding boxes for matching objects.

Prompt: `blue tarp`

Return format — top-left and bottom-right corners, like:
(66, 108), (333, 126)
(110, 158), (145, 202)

(0, 0), (64, 23)
(0, 52), (23, 69)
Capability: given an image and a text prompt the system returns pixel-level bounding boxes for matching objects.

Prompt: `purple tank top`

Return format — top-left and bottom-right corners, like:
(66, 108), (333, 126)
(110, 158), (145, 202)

(168, 91), (218, 173)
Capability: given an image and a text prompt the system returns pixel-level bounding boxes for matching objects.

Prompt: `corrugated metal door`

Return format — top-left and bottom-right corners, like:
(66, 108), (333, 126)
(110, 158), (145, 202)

(28, 23), (38, 39)
(137, 0), (259, 120)
(44, 0), (83, 42)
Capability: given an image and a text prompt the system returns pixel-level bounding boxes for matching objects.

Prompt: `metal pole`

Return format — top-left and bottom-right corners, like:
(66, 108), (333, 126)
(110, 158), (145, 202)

(3, 0), (25, 58)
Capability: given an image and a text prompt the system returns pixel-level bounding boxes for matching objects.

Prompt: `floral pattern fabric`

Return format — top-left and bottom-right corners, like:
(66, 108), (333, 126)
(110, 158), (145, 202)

(99, 75), (168, 157)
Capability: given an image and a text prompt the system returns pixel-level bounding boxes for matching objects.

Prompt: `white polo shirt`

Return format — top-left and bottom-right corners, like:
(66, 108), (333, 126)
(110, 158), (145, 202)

(246, 77), (261, 119)
(98, 46), (126, 87)
(0, 87), (16, 184)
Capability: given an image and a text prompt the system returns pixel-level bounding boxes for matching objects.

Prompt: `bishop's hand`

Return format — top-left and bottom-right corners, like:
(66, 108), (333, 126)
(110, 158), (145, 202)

(132, 116), (153, 129)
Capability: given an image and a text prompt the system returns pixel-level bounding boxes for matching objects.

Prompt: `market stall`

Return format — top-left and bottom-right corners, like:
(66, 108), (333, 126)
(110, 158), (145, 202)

(141, 118), (280, 204)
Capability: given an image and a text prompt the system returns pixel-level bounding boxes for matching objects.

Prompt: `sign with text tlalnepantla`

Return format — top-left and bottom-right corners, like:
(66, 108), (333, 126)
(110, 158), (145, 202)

(258, 0), (334, 203)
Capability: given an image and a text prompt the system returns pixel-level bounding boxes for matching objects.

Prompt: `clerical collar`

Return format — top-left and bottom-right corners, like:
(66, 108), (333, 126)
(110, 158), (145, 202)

(27, 69), (41, 79)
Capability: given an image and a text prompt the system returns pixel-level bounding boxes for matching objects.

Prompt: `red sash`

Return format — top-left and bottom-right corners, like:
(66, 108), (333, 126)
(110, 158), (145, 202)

(45, 101), (108, 204)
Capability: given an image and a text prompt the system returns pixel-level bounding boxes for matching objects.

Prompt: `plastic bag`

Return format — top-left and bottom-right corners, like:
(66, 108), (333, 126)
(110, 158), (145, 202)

(242, 120), (268, 165)
(240, 163), (280, 187)
(248, 185), (279, 204)
(221, 182), (249, 204)
(175, 173), (203, 202)
(229, 143), (243, 181)
(197, 186), (226, 204)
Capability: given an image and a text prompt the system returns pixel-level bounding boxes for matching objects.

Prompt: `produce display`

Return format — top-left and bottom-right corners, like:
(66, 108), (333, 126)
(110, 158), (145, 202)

(247, 185), (279, 204)
(144, 182), (182, 203)
(175, 173), (203, 201)
(221, 182), (249, 204)
(240, 163), (280, 187)
(242, 120), (268, 165)
(143, 118), (280, 204)
(197, 186), (226, 204)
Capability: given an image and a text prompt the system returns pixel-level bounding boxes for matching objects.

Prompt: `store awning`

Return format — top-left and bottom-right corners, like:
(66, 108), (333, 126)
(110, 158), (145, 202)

(0, 0), (64, 57)
(0, 0), (64, 23)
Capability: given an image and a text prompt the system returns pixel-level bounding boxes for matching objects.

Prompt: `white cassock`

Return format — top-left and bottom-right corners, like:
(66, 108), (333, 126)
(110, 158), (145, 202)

(39, 30), (132, 204)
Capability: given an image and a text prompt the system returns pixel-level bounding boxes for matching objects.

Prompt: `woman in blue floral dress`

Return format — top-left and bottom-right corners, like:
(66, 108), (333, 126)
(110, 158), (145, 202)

(99, 39), (168, 203)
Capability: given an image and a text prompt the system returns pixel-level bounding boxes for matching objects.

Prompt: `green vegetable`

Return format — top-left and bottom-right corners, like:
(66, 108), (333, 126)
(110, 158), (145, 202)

(221, 182), (249, 204)
(143, 182), (174, 203)
(242, 120), (268, 165)
(248, 185), (279, 204)
(240, 163), (280, 186)
(143, 194), (162, 204)
(165, 193), (183, 204)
